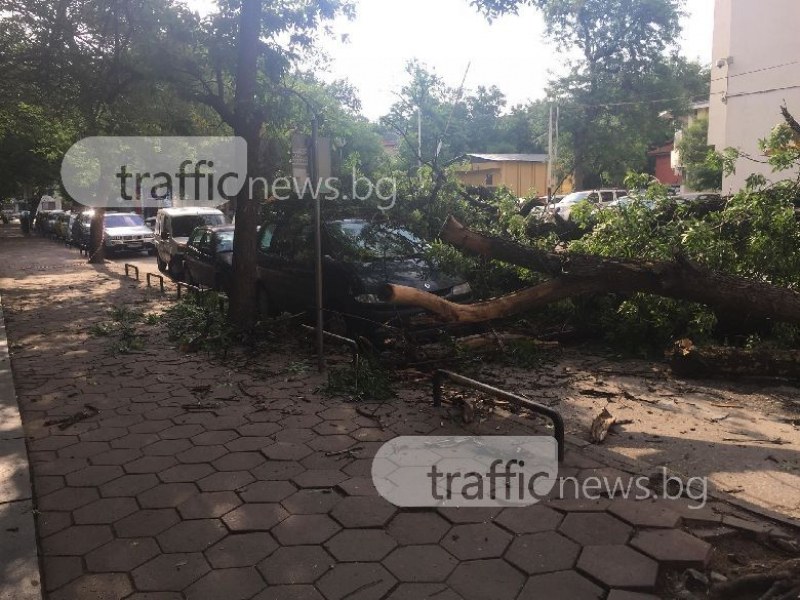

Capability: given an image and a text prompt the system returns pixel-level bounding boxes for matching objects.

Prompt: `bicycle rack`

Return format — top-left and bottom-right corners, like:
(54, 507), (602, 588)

(175, 281), (203, 299)
(432, 369), (565, 462)
(299, 324), (360, 363)
(124, 264), (140, 281)
(146, 272), (165, 293)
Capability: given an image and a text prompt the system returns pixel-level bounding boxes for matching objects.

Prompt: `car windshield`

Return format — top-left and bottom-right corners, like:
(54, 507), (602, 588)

(105, 214), (144, 228)
(327, 220), (426, 261)
(215, 231), (235, 252)
(557, 192), (592, 205)
(172, 214), (225, 237)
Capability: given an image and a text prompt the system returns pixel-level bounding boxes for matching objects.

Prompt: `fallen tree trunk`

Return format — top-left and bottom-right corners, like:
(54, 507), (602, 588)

(379, 217), (800, 326)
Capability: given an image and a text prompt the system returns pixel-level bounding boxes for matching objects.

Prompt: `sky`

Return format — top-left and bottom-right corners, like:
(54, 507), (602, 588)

(187, 0), (716, 121)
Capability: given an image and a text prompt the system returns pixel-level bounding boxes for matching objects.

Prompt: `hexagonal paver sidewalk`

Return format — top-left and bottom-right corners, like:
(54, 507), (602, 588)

(0, 231), (775, 600)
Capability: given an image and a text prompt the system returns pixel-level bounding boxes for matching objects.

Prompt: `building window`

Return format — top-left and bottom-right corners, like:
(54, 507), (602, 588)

(485, 174), (493, 186)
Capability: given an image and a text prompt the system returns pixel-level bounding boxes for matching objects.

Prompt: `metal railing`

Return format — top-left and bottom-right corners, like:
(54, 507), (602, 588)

(432, 369), (565, 461)
(123, 264), (140, 281)
(146, 272), (165, 293)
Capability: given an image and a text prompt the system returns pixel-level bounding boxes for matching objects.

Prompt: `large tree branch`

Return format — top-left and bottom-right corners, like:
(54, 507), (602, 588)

(381, 217), (800, 326)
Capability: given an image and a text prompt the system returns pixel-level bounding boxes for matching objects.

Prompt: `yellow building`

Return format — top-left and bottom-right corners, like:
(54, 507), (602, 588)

(455, 154), (572, 197)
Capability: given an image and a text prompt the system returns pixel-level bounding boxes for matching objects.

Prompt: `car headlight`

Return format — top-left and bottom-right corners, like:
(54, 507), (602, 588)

(451, 282), (472, 296)
(355, 294), (383, 304)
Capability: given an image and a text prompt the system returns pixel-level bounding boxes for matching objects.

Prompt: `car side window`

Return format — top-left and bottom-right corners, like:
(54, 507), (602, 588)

(588, 193), (600, 204)
(199, 232), (213, 255)
(189, 229), (204, 248)
(269, 216), (313, 264)
(600, 192), (614, 203)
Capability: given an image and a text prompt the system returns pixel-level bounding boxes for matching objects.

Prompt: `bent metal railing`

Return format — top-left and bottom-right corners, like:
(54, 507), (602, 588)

(432, 369), (565, 462)
(123, 263), (140, 281)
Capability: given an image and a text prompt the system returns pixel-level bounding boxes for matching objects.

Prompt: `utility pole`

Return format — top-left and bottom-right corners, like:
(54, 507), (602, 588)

(417, 107), (423, 168)
(310, 113), (325, 372)
(547, 105), (554, 203)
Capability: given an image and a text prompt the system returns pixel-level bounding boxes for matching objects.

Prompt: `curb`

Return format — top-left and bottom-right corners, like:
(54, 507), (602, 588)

(0, 292), (42, 600)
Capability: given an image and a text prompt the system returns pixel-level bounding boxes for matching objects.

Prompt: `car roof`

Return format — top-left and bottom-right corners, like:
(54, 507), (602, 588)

(199, 225), (235, 233)
(159, 207), (224, 216)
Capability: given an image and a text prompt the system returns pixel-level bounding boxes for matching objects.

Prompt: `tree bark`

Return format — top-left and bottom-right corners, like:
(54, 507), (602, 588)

(87, 208), (105, 264)
(379, 217), (800, 326)
(670, 339), (800, 379)
(228, 0), (262, 329)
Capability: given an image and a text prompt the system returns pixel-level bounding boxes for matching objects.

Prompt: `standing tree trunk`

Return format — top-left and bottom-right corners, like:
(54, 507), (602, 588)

(228, 0), (262, 329)
(88, 208), (105, 264)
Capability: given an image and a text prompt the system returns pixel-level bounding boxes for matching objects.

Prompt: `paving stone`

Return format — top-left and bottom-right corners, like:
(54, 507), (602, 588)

(115, 509), (180, 538)
(184, 567), (265, 600)
(383, 545), (459, 582)
(73, 497), (138, 524)
(99, 473), (159, 497)
(495, 506), (564, 534)
(64, 465), (123, 487)
(517, 570), (605, 600)
(387, 512), (452, 545)
(506, 531), (581, 575)
(559, 512), (633, 546)
(198, 471), (255, 492)
(279, 415), (322, 429)
(177, 491), (242, 519)
(124, 592), (183, 600)
(237, 423), (282, 437)
(37, 511), (72, 538)
(331, 496), (397, 528)
(111, 432), (162, 449)
(292, 469), (348, 489)
(239, 480), (297, 503)
(251, 460), (305, 481)
(142, 439), (192, 456)
(192, 430), (238, 446)
(159, 463), (215, 484)
(577, 545), (658, 589)
(325, 529), (397, 562)
(438, 507), (501, 524)
(272, 514), (341, 545)
(41, 556), (82, 592)
(159, 424), (205, 439)
(125, 456), (180, 475)
(274, 428), (317, 444)
(447, 559), (525, 600)
(441, 523), (512, 560)
(205, 533), (279, 568)
(138, 483), (198, 508)
(546, 498), (611, 513)
(38, 486), (99, 511)
(132, 552), (211, 591)
(176, 445), (227, 464)
(281, 489), (342, 514)
(212, 452), (265, 471)
(261, 442), (312, 461)
(385, 584), (462, 600)
(158, 519), (228, 552)
(90, 448), (142, 466)
(608, 499), (682, 528)
(257, 546), (333, 584)
(85, 537), (160, 572)
(253, 585), (324, 600)
(48, 573), (133, 600)
(630, 529), (712, 569)
(316, 562), (396, 600)
(58, 441), (110, 459)
(607, 592), (661, 600)
(337, 477), (379, 497)
(313, 420), (358, 436)
(223, 504), (289, 532)
(41, 525), (113, 556)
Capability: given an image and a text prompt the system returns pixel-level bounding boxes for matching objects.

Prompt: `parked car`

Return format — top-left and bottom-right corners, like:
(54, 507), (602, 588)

(255, 207), (472, 339)
(184, 225), (235, 292)
(54, 212), (73, 240)
(154, 207), (227, 277)
(72, 210), (94, 249)
(41, 210), (64, 237)
(102, 212), (155, 255)
(552, 189), (628, 220)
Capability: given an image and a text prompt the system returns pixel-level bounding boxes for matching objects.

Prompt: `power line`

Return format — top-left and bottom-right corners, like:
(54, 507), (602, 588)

(709, 60), (800, 84)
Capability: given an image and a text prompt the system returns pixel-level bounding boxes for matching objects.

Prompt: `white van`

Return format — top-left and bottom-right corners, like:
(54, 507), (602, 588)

(154, 207), (227, 277)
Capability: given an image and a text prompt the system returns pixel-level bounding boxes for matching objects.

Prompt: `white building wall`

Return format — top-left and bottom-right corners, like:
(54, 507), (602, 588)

(708, 0), (800, 193)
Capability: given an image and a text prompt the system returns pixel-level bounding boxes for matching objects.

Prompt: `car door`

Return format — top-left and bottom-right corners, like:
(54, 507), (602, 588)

(184, 229), (205, 284)
(194, 232), (216, 287)
(258, 215), (315, 312)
